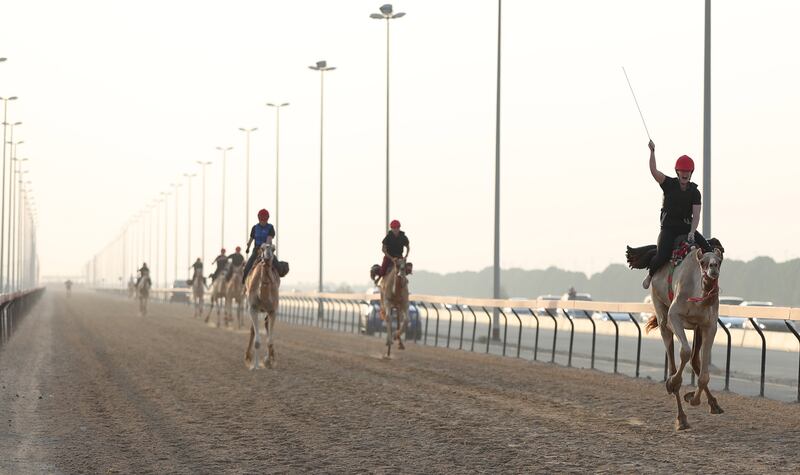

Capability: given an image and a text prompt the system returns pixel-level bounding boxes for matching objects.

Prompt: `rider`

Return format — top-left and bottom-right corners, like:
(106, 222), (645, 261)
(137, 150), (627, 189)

(210, 249), (228, 282)
(135, 263), (149, 286)
(375, 219), (409, 284)
(243, 209), (276, 283)
(642, 140), (713, 289)
(225, 246), (245, 282)
(189, 257), (203, 281)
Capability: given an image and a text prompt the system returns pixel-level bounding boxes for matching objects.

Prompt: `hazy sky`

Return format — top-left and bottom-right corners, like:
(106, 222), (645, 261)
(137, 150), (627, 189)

(2, 0), (799, 288)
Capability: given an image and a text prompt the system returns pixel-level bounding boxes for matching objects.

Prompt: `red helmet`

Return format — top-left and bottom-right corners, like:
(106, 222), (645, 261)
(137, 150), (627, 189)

(220, 248), (226, 254)
(675, 155), (695, 172)
(258, 209), (269, 220)
(390, 219), (401, 229)
(235, 246), (241, 252)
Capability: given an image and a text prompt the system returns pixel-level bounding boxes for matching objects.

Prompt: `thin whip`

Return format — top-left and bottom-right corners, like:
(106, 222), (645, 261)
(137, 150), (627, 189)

(622, 66), (651, 140)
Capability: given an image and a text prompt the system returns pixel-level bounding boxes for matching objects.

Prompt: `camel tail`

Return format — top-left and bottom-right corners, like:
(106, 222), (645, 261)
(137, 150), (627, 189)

(644, 315), (659, 334)
(626, 244), (657, 270)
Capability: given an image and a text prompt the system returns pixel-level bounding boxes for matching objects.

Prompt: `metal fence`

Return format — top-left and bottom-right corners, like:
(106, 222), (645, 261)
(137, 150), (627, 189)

(0, 288), (46, 346)
(137, 288), (800, 402)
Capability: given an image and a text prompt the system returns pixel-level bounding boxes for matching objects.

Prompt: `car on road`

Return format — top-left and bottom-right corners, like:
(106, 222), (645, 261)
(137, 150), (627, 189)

(359, 289), (421, 340)
(170, 279), (190, 303)
(535, 294), (561, 317)
(502, 297), (535, 316)
(717, 296), (745, 329)
(740, 301), (785, 332)
(560, 292), (593, 319)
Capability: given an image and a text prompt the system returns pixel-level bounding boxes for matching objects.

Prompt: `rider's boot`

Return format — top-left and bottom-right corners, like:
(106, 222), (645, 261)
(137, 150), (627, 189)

(642, 273), (652, 290)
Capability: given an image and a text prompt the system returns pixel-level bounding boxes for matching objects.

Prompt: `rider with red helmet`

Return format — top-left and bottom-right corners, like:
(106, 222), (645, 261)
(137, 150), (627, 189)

(242, 209), (276, 283)
(642, 140), (713, 289)
(375, 219), (409, 284)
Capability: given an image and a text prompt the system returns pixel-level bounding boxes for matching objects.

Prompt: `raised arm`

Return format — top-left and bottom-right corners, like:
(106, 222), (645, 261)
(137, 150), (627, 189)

(649, 140), (665, 184)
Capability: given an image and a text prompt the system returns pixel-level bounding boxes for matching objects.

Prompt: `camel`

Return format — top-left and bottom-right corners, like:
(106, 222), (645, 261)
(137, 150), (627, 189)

(205, 264), (228, 327)
(379, 256), (410, 358)
(630, 239), (725, 430)
(244, 243), (280, 370)
(190, 267), (206, 319)
(136, 270), (151, 317)
(225, 263), (245, 328)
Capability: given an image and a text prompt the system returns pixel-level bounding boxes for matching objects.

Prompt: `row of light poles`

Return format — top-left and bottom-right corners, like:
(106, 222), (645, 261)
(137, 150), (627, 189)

(1, 57), (41, 292)
(87, 4), (405, 293)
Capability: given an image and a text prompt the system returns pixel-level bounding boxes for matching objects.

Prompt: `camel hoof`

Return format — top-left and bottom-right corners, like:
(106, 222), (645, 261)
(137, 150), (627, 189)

(709, 401), (724, 415)
(683, 391), (695, 403)
(675, 418), (690, 431)
(254, 341), (261, 350)
(398, 341), (405, 350)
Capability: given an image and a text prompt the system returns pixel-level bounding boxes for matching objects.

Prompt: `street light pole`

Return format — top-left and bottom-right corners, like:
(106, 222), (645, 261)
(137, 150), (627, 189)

(266, 102), (289, 249)
(196, 160), (212, 264)
(161, 191), (169, 290)
(702, 0), (711, 238)
(492, 0), (502, 339)
(216, 146), (232, 251)
(183, 172), (196, 274)
(171, 182), (181, 286)
(0, 96), (18, 291)
(370, 4), (405, 231)
(238, 128), (257, 241)
(308, 60), (336, 299)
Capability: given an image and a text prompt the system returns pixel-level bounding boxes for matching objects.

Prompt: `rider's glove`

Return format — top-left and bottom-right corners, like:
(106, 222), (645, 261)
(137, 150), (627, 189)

(687, 231), (695, 244)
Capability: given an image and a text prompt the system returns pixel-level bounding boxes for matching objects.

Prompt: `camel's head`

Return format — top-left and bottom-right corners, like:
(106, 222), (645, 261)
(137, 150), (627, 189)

(695, 247), (723, 280)
(259, 243), (274, 264)
(394, 256), (407, 285)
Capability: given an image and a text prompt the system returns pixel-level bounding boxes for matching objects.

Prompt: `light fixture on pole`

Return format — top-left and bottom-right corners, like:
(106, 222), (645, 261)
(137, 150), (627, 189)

(196, 160), (212, 264)
(370, 4), (405, 231)
(266, 102), (289, 249)
(215, 146), (233, 250)
(308, 60), (335, 299)
(183, 172), (196, 274)
(238, 128), (257, 241)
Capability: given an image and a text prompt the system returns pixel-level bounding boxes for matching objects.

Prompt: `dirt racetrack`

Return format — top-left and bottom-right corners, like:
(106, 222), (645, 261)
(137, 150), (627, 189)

(2, 290), (799, 474)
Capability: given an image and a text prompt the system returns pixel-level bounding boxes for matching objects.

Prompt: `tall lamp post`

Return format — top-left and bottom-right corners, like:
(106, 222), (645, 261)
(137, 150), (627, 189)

(196, 160), (212, 264)
(216, 146), (232, 250)
(9, 156), (27, 291)
(183, 172), (196, 274)
(238, 128), (257, 241)
(266, 102), (289, 249)
(170, 182), (181, 286)
(161, 191), (170, 290)
(0, 96), (18, 290)
(492, 0), (502, 339)
(308, 60), (335, 301)
(370, 4), (405, 231)
(702, 0), (711, 237)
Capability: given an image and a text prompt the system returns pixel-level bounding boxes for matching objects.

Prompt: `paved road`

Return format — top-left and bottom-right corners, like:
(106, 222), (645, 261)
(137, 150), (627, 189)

(2, 291), (799, 473)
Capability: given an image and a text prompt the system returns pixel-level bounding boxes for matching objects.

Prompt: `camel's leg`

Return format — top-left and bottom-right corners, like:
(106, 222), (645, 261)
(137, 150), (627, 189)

(245, 323), (255, 368)
(689, 325), (723, 414)
(683, 330), (703, 406)
(204, 298), (212, 323)
(264, 312), (276, 368)
(384, 303), (394, 357)
(249, 306), (260, 370)
(673, 390), (690, 430)
(667, 309), (693, 430)
(396, 305), (408, 350)
(666, 308), (692, 395)
(659, 325), (677, 392)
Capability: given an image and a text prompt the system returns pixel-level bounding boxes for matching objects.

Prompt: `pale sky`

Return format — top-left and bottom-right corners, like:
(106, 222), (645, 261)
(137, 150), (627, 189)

(2, 0), (799, 287)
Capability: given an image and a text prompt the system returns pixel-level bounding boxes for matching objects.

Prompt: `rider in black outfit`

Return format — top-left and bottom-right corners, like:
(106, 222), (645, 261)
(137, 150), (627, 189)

(225, 246), (245, 282)
(643, 140), (713, 290)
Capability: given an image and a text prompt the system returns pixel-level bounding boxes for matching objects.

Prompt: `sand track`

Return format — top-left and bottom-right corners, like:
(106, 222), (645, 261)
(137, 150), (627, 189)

(1, 291), (798, 473)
